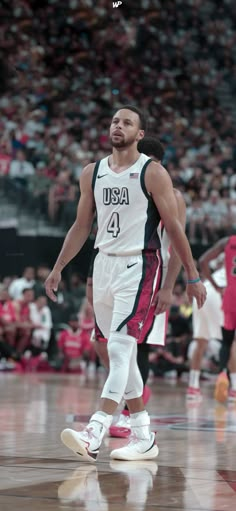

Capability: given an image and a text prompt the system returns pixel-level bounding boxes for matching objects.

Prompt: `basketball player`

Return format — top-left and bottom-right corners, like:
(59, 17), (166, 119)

(45, 105), (206, 462)
(87, 135), (186, 438)
(199, 235), (236, 402)
(187, 258), (226, 400)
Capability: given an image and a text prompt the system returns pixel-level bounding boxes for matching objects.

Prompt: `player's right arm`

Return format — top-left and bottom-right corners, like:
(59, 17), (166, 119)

(145, 162), (206, 308)
(45, 164), (95, 302)
(199, 237), (229, 292)
(154, 190), (186, 314)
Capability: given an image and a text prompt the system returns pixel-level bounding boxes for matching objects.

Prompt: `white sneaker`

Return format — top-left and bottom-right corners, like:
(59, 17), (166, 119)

(61, 427), (101, 462)
(61, 412), (112, 462)
(110, 432), (159, 461)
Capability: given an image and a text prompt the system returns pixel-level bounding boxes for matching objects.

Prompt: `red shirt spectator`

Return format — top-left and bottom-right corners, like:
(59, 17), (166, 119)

(58, 317), (87, 359)
(0, 153), (11, 176)
(0, 294), (17, 324)
(78, 299), (95, 351)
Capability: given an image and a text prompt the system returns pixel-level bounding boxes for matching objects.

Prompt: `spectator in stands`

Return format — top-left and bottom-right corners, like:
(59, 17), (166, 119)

(0, 142), (12, 176)
(0, 286), (18, 351)
(9, 267), (35, 300)
(78, 298), (95, 361)
(61, 180), (80, 229)
(13, 288), (35, 355)
(9, 149), (35, 190)
(29, 295), (52, 354)
(33, 264), (51, 298)
(0, 0), (235, 244)
(48, 171), (71, 224)
(187, 199), (208, 245)
(68, 272), (86, 312)
(57, 314), (90, 372)
(203, 190), (230, 242)
(27, 162), (51, 215)
(149, 336), (188, 379)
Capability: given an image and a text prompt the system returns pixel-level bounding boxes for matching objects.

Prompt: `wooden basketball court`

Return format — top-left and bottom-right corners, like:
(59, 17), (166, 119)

(0, 371), (236, 511)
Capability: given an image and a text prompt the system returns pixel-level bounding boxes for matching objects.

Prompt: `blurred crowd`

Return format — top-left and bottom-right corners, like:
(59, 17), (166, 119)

(0, 264), (220, 379)
(0, 264), (97, 372)
(0, 0), (236, 240)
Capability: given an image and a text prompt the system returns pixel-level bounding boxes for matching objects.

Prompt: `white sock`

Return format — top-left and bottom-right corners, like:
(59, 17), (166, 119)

(189, 370), (200, 389)
(230, 373), (236, 391)
(130, 410), (151, 440)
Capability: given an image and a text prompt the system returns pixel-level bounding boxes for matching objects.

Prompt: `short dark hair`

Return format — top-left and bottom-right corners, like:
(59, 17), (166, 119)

(117, 105), (147, 131)
(137, 136), (165, 161)
(22, 287), (34, 295)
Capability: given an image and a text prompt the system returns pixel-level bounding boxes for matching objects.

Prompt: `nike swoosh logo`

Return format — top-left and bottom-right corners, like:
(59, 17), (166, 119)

(97, 174), (107, 179)
(124, 390), (133, 395)
(127, 263), (138, 269)
(109, 390), (118, 394)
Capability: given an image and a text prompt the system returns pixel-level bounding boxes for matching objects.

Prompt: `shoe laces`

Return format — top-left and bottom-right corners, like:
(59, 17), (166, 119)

(128, 433), (140, 445)
(84, 426), (97, 439)
(128, 432), (153, 446)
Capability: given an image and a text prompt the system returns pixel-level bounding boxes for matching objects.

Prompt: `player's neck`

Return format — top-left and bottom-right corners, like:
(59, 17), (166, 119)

(109, 148), (140, 172)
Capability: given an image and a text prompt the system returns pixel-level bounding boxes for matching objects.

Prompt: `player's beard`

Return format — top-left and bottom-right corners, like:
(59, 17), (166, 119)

(110, 134), (136, 148)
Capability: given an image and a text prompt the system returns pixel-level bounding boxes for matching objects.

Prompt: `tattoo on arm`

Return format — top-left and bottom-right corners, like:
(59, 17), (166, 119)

(58, 259), (66, 270)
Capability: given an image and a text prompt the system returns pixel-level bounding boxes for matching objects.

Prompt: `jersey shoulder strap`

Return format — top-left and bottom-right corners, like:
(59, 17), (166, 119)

(92, 160), (101, 191)
(140, 158), (153, 198)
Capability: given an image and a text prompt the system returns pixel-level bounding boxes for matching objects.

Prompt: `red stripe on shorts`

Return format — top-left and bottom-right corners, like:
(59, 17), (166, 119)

(117, 251), (162, 340)
(139, 254), (164, 344)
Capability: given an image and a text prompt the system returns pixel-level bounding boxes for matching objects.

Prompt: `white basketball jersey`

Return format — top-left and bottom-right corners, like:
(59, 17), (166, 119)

(93, 153), (161, 255)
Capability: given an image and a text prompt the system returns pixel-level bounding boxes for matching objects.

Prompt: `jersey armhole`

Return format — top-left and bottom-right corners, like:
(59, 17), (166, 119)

(140, 158), (153, 199)
(92, 160), (101, 191)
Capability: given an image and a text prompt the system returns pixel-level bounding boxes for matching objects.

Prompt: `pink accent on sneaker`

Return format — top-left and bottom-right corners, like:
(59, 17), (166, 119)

(186, 387), (202, 401)
(121, 409), (130, 417)
(109, 414), (131, 438)
(143, 385), (151, 405)
(109, 425), (131, 438)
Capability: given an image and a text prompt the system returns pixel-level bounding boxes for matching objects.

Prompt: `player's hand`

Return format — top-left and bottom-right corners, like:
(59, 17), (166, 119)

(152, 287), (173, 315)
(186, 281), (207, 309)
(45, 269), (61, 302)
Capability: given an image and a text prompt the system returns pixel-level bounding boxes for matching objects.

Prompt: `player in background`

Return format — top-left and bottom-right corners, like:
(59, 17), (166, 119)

(45, 106), (206, 462)
(87, 135), (186, 438)
(199, 235), (236, 402)
(186, 257), (226, 400)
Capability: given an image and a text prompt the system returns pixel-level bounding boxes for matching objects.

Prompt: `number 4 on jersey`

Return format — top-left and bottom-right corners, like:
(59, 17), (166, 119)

(107, 212), (120, 238)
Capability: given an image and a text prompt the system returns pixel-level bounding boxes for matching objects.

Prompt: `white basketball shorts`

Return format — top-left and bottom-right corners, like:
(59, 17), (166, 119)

(93, 250), (162, 341)
(192, 280), (223, 341)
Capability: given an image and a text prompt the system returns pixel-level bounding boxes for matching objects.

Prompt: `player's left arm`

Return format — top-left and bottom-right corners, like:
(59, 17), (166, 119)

(154, 190), (186, 314)
(199, 237), (229, 292)
(145, 162), (206, 309)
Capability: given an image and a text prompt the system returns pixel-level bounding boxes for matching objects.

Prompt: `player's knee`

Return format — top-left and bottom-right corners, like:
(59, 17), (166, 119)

(108, 332), (135, 366)
(196, 338), (208, 353)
